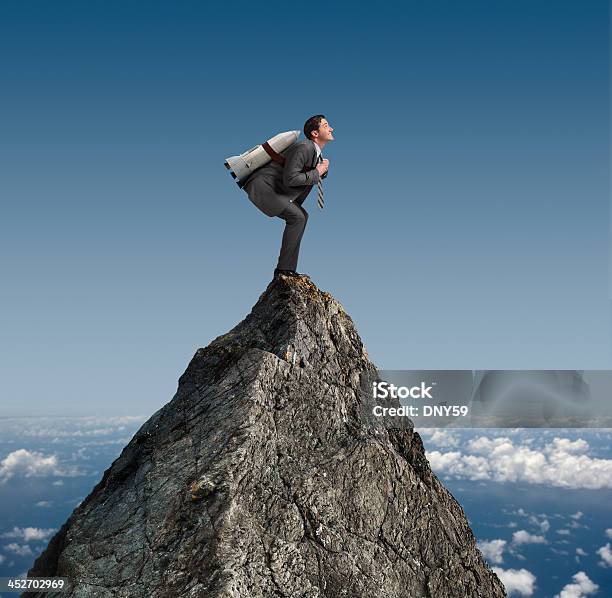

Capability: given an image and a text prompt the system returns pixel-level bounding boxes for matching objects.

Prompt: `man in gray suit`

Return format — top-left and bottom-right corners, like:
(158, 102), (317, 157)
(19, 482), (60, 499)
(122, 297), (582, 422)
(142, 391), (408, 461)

(243, 115), (333, 279)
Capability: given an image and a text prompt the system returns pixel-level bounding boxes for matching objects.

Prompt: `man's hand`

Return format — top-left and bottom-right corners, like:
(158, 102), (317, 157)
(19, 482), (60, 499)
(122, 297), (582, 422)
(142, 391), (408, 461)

(316, 159), (329, 177)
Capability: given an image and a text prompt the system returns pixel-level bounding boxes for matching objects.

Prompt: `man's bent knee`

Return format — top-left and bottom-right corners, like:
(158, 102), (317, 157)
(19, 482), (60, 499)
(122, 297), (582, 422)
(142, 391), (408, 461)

(283, 208), (306, 226)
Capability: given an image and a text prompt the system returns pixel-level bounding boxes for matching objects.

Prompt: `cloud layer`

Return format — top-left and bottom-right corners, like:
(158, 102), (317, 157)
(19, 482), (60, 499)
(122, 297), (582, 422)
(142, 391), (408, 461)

(426, 436), (612, 489)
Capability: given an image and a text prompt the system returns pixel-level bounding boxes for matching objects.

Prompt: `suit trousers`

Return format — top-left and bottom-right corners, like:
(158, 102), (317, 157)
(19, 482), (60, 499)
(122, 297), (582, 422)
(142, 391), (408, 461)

(276, 202), (308, 271)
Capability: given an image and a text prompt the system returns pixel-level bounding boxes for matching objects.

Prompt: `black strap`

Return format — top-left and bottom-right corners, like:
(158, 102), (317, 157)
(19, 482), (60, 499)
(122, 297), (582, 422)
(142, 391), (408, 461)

(262, 142), (286, 165)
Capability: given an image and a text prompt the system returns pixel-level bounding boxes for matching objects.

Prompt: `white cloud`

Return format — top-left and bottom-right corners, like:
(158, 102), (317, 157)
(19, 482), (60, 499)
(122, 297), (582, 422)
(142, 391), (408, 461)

(526, 513), (549, 534)
(426, 436), (612, 489)
(596, 543), (612, 568)
(1, 527), (56, 542)
(492, 567), (536, 596)
(0, 554), (5, 564)
(606, 528), (612, 539)
(418, 429), (459, 448)
(570, 511), (583, 521)
(512, 530), (547, 546)
(0, 449), (84, 484)
(70, 447), (89, 461)
(478, 539), (507, 564)
(0, 450), (58, 483)
(554, 571), (598, 598)
(557, 529), (571, 536)
(426, 450), (490, 480)
(4, 543), (32, 556)
(35, 501), (52, 508)
(575, 547), (588, 563)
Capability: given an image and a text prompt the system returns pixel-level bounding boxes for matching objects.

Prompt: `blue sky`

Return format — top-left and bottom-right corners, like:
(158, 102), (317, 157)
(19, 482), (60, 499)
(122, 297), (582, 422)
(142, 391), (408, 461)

(0, 0), (610, 417)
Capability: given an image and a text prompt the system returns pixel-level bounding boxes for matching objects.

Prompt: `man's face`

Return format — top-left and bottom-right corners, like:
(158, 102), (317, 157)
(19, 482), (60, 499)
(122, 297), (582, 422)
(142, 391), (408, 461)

(313, 119), (334, 143)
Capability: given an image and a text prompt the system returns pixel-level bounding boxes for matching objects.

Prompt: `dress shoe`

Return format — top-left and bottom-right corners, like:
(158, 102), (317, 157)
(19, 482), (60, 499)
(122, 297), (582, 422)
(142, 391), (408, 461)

(273, 268), (296, 279)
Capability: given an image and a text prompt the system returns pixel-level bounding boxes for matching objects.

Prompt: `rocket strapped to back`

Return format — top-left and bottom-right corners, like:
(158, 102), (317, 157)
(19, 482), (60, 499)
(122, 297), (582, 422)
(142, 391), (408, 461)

(224, 130), (300, 188)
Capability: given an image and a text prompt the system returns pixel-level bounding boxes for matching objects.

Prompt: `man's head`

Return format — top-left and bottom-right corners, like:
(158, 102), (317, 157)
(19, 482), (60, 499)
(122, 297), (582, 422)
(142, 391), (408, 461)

(303, 115), (334, 148)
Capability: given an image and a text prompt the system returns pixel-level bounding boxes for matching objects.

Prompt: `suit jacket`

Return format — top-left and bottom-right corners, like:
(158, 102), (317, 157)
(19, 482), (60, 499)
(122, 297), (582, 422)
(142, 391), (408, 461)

(243, 139), (326, 217)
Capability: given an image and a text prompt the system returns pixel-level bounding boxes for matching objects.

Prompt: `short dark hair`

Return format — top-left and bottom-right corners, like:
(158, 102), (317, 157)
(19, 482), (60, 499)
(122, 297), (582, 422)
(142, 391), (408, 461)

(303, 115), (326, 140)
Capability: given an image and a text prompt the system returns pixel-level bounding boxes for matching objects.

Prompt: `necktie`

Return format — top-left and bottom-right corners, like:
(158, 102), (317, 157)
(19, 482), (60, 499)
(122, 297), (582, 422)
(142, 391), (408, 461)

(316, 154), (325, 210)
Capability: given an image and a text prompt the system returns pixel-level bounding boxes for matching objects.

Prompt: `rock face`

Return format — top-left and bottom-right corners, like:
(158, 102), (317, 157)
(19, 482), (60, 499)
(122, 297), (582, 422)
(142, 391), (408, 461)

(24, 276), (505, 598)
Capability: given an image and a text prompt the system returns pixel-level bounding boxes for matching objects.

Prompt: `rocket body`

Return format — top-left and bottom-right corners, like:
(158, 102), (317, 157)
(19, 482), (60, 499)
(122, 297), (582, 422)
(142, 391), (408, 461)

(224, 130), (300, 187)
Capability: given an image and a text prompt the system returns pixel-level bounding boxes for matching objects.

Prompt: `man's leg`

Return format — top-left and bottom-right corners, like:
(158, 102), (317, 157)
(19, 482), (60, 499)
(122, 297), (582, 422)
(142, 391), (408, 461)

(276, 202), (308, 271)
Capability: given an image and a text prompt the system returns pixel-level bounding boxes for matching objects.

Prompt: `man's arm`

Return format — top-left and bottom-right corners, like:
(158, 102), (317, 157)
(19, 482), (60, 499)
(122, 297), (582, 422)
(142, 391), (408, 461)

(283, 144), (321, 187)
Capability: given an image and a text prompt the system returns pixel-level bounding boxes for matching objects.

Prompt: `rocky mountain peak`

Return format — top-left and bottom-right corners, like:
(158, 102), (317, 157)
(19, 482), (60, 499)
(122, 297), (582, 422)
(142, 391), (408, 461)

(25, 275), (505, 597)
